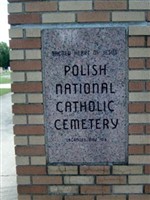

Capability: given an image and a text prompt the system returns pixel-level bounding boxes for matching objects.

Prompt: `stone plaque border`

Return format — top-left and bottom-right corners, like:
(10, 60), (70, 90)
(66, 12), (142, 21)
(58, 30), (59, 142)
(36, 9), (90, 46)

(42, 26), (128, 165)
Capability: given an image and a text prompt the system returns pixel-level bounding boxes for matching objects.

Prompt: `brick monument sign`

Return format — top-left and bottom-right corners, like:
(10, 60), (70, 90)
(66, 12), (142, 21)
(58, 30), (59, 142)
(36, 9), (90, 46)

(8, 0), (150, 199)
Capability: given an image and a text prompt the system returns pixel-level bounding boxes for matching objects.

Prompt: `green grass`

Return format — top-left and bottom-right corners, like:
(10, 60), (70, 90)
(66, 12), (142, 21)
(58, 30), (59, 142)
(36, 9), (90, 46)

(0, 89), (11, 96)
(0, 71), (11, 96)
(0, 71), (11, 84)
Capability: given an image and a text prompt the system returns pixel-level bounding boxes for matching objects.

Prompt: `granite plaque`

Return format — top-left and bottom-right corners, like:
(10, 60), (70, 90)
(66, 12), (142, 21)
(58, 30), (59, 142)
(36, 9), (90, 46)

(42, 27), (128, 164)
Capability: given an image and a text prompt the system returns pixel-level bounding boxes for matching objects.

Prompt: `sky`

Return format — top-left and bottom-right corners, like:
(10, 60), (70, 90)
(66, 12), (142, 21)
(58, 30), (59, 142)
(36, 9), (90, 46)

(0, 0), (10, 45)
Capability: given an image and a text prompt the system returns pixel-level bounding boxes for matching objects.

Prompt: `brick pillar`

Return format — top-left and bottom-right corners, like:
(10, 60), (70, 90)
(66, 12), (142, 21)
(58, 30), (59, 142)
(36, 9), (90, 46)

(8, 0), (150, 200)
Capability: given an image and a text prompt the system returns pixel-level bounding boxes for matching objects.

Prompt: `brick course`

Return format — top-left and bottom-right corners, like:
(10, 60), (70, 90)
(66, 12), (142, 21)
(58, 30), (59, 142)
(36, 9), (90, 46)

(65, 196), (94, 200)
(18, 185), (48, 194)
(13, 104), (43, 114)
(10, 60), (42, 71)
(77, 12), (110, 22)
(8, 14), (41, 24)
(12, 82), (42, 93)
(32, 196), (62, 200)
(80, 186), (110, 194)
(32, 176), (62, 185)
(129, 125), (145, 134)
(129, 36), (145, 47)
(129, 58), (145, 69)
(10, 39), (41, 49)
(8, 0), (40, 2)
(80, 166), (110, 174)
(25, 2), (57, 12)
(96, 176), (127, 184)
(15, 145), (45, 156)
(128, 145), (144, 155)
(129, 81), (145, 91)
(14, 125), (44, 135)
(94, 1), (127, 10)
(17, 166), (46, 175)
(129, 103), (145, 113)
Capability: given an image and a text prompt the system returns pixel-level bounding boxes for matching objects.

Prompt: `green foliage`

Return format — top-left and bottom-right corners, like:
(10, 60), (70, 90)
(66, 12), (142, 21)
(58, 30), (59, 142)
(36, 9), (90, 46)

(0, 42), (10, 68)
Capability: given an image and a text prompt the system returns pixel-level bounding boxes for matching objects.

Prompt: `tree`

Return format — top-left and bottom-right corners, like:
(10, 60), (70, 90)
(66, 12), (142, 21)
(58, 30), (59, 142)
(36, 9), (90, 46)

(0, 42), (10, 69)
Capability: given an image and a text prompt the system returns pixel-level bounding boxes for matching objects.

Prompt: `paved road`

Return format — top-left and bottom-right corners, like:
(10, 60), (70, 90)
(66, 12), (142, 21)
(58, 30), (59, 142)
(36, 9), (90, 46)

(0, 93), (17, 200)
(0, 84), (11, 89)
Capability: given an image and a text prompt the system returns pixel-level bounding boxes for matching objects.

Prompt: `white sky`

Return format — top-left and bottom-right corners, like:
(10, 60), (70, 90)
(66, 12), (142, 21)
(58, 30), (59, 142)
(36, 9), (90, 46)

(0, 0), (10, 45)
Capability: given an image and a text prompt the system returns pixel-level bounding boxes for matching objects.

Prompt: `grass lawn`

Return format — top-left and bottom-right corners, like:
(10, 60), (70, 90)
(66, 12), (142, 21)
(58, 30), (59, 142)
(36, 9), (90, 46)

(0, 71), (11, 96)
(0, 71), (11, 84)
(0, 88), (11, 96)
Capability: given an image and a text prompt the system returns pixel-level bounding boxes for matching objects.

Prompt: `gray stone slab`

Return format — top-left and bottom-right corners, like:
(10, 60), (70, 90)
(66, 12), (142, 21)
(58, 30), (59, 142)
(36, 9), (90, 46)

(42, 27), (128, 164)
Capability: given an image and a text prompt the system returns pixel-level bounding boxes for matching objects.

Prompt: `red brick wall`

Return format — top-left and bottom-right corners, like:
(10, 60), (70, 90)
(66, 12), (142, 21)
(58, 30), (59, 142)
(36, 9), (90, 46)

(8, 0), (150, 199)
